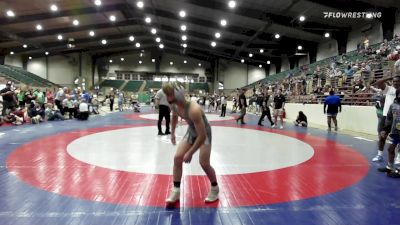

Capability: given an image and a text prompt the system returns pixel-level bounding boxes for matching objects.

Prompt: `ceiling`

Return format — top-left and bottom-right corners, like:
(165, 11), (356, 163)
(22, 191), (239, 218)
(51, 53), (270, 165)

(0, 0), (398, 66)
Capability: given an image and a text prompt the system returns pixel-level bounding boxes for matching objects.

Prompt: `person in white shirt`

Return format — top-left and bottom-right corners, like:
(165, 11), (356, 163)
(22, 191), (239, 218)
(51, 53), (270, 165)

(77, 99), (89, 120)
(372, 75), (400, 163)
(220, 94), (227, 117)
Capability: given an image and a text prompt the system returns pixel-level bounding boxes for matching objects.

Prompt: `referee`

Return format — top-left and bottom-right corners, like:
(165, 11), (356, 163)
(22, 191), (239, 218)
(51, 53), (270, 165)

(155, 88), (171, 135)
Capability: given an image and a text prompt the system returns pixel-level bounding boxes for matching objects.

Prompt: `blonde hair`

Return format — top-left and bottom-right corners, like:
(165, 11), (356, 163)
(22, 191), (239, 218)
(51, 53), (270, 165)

(162, 82), (174, 95)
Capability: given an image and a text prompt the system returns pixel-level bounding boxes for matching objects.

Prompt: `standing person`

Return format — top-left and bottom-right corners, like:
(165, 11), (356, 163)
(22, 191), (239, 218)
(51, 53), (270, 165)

(162, 82), (219, 205)
(46, 89), (54, 105)
(118, 91), (124, 112)
(55, 87), (67, 115)
(33, 89), (45, 108)
(323, 90), (342, 131)
(220, 94), (227, 117)
(109, 90), (115, 112)
(155, 88), (171, 135)
(258, 93), (274, 127)
(16, 87), (25, 108)
(236, 89), (247, 124)
(378, 89), (400, 178)
(272, 89), (286, 129)
(371, 75), (400, 162)
(0, 81), (17, 116)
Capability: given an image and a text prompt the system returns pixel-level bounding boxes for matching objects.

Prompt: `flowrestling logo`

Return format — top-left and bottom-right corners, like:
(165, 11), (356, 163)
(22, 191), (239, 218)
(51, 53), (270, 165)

(323, 12), (382, 19)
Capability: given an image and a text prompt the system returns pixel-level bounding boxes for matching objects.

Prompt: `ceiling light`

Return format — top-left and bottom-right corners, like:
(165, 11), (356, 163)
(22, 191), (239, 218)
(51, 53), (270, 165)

(267, 60), (271, 64)
(299, 15), (306, 22)
(260, 49), (264, 53)
(6, 10), (15, 17)
(36, 24), (43, 30)
(23, 44), (28, 48)
(275, 33), (280, 39)
(211, 41), (216, 47)
(181, 35), (187, 41)
(139, 60), (143, 64)
(228, 1), (236, 8)
(45, 52), (49, 55)
(135, 42), (141, 48)
(297, 45), (303, 50)
(259, 64), (262, 68)
(57, 34), (63, 40)
(249, 53), (253, 57)
(170, 61), (173, 65)
(89, 31), (95, 36)
(29, 56), (32, 60)
(182, 43), (187, 48)
(129, 36), (135, 41)
(215, 32), (221, 38)
(94, 0), (102, 6)
(324, 32), (330, 38)
(151, 28), (157, 34)
(156, 37), (161, 42)
(121, 58), (125, 61)
(241, 59), (244, 63)
(145, 17), (151, 23)
(10, 51), (14, 55)
(184, 60), (187, 64)
(220, 19), (227, 26)
(179, 10), (186, 18)
(109, 15), (116, 22)
(137, 1), (144, 8)
(159, 43), (164, 49)
(101, 39), (107, 45)
(73, 19), (79, 26)
(109, 59), (113, 63)
(180, 24), (187, 31)
(50, 4), (58, 12)
(152, 58), (155, 63)
(198, 63), (202, 67)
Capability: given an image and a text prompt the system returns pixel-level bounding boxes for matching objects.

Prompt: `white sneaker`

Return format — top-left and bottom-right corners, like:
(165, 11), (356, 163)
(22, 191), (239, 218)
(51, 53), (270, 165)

(280, 126), (284, 129)
(271, 124), (276, 128)
(395, 155), (400, 165)
(372, 154), (383, 162)
(205, 186), (219, 203)
(165, 187), (180, 203)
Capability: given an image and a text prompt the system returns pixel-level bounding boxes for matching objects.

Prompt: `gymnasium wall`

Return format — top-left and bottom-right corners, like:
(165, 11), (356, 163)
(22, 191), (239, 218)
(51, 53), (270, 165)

(347, 21), (383, 52)
(281, 56), (290, 72)
(317, 39), (339, 61)
(217, 59), (266, 89)
(298, 55), (309, 67)
(394, 10), (400, 38)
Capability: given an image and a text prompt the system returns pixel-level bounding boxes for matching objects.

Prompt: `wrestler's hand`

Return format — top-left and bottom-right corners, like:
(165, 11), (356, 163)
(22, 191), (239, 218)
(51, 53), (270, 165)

(171, 133), (176, 145)
(183, 152), (193, 163)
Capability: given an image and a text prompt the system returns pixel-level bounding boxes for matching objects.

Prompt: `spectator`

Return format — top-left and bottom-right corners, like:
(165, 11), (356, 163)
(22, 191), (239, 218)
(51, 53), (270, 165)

(46, 89), (54, 105)
(77, 99), (90, 120)
(63, 95), (76, 119)
(324, 90), (342, 131)
(0, 81), (17, 116)
(118, 91), (124, 112)
(236, 88), (247, 125)
(30, 102), (45, 124)
(45, 103), (64, 121)
(272, 89), (286, 129)
(33, 89), (45, 108)
(353, 79), (366, 93)
(16, 87), (25, 108)
(294, 111), (308, 127)
(220, 94), (227, 117)
(55, 87), (67, 115)
(91, 95), (99, 114)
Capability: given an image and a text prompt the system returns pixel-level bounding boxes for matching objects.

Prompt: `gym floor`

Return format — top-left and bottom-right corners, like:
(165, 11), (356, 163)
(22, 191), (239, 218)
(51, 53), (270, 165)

(1, 107), (399, 225)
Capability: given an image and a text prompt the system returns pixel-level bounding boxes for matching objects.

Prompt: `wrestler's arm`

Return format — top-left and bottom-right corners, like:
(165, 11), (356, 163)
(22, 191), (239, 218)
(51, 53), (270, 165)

(170, 110), (179, 145)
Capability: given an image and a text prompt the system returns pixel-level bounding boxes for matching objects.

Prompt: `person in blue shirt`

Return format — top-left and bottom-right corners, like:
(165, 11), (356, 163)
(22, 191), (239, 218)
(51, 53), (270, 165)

(324, 90), (342, 131)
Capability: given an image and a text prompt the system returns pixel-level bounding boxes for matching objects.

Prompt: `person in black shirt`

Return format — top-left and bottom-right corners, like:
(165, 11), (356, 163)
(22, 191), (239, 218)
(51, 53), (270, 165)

(294, 111), (308, 127)
(236, 89), (247, 124)
(273, 89), (286, 129)
(257, 93), (274, 127)
(0, 81), (17, 116)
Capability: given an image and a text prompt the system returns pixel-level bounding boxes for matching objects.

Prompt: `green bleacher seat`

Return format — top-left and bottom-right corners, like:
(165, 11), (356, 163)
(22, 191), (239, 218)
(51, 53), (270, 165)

(100, 80), (124, 89)
(189, 83), (209, 92)
(144, 81), (162, 90)
(122, 81), (143, 92)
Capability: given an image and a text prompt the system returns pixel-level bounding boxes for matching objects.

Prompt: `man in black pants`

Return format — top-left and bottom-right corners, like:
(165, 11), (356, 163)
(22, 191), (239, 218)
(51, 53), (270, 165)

(236, 89), (247, 124)
(155, 88), (171, 135)
(220, 94), (227, 117)
(258, 93), (274, 127)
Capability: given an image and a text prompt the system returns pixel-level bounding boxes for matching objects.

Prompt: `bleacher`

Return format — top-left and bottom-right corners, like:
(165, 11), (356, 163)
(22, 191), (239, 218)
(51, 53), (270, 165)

(122, 81), (144, 92)
(0, 65), (54, 87)
(99, 79), (124, 89)
(144, 81), (162, 91)
(189, 83), (209, 92)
